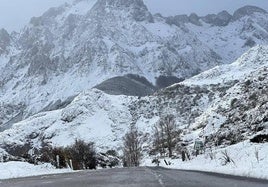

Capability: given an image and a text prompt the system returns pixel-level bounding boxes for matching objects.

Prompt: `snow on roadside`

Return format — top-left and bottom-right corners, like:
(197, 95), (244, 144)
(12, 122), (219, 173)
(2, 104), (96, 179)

(142, 141), (268, 180)
(0, 162), (73, 180)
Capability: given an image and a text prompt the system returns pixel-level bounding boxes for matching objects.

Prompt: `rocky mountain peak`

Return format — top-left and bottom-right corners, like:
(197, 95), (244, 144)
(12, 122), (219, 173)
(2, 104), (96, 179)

(167, 5), (267, 27)
(92, 0), (153, 22)
(202, 11), (232, 26)
(189, 13), (201, 26)
(233, 5), (267, 21)
(103, 0), (145, 7)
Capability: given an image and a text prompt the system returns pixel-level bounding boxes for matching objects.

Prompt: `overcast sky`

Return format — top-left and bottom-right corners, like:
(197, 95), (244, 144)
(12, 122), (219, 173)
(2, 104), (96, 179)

(0, 0), (267, 32)
(145, 0), (268, 16)
(0, 0), (71, 32)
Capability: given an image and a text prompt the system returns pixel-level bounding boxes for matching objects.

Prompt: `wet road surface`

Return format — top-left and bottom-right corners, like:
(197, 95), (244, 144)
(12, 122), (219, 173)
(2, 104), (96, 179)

(1, 167), (268, 187)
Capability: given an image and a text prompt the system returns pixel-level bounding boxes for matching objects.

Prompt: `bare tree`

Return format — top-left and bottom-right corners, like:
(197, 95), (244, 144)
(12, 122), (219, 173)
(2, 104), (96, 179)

(152, 115), (181, 157)
(152, 124), (165, 156)
(123, 125), (142, 167)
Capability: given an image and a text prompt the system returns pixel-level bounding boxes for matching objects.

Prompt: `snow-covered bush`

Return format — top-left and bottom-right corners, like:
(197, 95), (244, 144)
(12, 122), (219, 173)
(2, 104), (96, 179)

(97, 150), (120, 168)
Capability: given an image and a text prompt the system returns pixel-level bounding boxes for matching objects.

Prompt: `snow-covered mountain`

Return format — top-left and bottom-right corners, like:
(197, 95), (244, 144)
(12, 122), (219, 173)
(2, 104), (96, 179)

(0, 0), (268, 129)
(0, 0), (268, 159)
(167, 5), (268, 63)
(1, 45), (267, 157)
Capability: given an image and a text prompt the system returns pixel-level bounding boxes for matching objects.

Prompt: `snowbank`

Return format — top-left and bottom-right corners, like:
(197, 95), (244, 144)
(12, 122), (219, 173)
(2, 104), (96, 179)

(0, 162), (72, 180)
(143, 141), (268, 180)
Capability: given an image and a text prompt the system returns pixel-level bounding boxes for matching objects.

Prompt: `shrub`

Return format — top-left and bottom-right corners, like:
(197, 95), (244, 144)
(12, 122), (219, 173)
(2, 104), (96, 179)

(254, 147), (259, 163)
(219, 150), (235, 166)
(250, 134), (268, 143)
(51, 147), (67, 168)
(65, 140), (97, 170)
(230, 98), (238, 108)
(205, 149), (216, 160)
(106, 150), (118, 157)
(39, 140), (97, 170)
(97, 151), (120, 168)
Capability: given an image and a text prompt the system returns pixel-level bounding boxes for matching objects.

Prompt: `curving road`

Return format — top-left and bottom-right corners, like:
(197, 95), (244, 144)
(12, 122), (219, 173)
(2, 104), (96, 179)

(1, 167), (268, 187)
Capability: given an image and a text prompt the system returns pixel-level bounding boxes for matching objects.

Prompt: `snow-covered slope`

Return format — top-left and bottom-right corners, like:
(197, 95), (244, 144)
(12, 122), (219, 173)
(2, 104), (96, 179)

(1, 45), (267, 157)
(0, 45), (267, 158)
(0, 0), (226, 126)
(0, 89), (134, 150)
(0, 162), (71, 179)
(183, 45), (268, 85)
(167, 6), (268, 63)
(144, 141), (268, 180)
(0, 1), (267, 129)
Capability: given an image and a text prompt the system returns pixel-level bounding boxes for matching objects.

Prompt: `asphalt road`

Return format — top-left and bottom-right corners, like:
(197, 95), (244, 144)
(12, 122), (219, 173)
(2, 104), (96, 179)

(1, 167), (268, 187)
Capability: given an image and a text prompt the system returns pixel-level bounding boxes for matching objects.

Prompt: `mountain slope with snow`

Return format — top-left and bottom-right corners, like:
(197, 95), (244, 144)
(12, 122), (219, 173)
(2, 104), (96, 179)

(183, 45), (268, 85)
(1, 45), (267, 157)
(167, 6), (268, 63)
(0, 0), (226, 126)
(0, 1), (267, 129)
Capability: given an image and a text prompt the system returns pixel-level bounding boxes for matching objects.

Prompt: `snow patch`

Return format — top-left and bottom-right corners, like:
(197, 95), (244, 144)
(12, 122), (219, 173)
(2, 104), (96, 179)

(0, 162), (72, 180)
(143, 141), (268, 180)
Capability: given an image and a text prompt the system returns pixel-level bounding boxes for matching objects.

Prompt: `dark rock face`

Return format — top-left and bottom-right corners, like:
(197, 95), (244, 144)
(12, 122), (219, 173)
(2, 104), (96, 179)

(156, 76), (184, 89)
(95, 74), (156, 96)
(0, 29), (10, 55)
(189, 13), (202, 26)
(166, 15), (189, 27)
(166, 13), (202, 27)
(232, 5), (267, 21)
(95, 0), (153, 22)
(168, 10), (232, 27)
(30, 6), (66, 27)
(27, 54), (56, 77)
(202, 11), (232, 26)
(0, 103), (26, 132)
(243, 37), (256, 48)
(95, 74), (185, 96)
(166, 5), (267, 27)
(42, 95), (77, 112)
